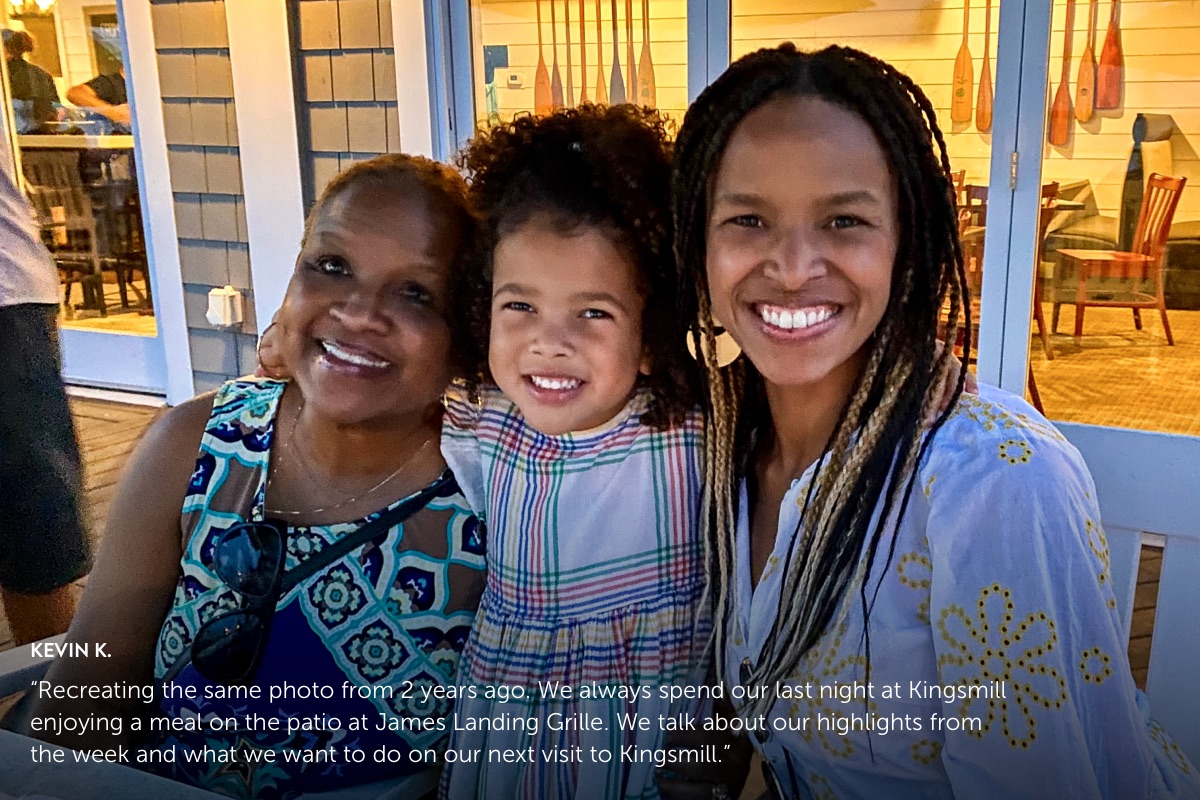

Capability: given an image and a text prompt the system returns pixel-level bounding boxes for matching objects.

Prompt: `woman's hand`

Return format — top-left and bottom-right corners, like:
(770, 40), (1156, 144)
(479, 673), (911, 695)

(256, 315), (290, 379)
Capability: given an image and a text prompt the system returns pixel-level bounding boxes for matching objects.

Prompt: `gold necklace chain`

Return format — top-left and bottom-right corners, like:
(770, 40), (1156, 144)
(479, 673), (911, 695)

(265, 400), (435, 518)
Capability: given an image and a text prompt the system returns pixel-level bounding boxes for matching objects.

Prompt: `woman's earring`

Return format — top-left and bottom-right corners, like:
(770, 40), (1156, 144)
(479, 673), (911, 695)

(686, 319), (742, 368)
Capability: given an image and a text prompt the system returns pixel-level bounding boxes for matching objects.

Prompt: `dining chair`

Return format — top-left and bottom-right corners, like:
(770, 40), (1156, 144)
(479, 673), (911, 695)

(1055, 173), (1186, 345)
(951, 168), (966, 205)
(1032, 182), (1059, 361)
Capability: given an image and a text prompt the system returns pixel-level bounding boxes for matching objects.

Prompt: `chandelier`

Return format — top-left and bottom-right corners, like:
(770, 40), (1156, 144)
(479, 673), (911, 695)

(8, 0), (57, 15)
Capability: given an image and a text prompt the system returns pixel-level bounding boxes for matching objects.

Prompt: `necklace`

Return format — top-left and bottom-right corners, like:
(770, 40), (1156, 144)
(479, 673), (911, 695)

(265, 400), (435, 517)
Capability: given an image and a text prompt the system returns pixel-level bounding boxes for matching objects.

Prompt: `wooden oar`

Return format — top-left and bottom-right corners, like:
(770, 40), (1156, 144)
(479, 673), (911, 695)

(594, 0), (607, 103)
(976, 0), (992, 131)
(626, 0), (637, 101)
(564, 0), (574, 105)
(1048, 0), (1074, 146)
(578, 0), (588, 103)
(550, 0), (564, 108)
(534, 0), (552, 114)
(637, 0), (655, 107)
(1076, 0), (1097, 121)
(951, 0), (973, 123)
(1096, 0), (1122, 109)
(609, 0), (625, 103)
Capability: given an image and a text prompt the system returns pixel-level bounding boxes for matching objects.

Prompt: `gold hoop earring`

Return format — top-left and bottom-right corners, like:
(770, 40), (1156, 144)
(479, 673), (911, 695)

(686, 321), (742, 368)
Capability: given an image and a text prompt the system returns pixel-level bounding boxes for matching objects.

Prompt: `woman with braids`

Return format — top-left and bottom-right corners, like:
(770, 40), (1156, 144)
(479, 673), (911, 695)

(669, 44), (1199, 799)
(438, 105), (713, 800)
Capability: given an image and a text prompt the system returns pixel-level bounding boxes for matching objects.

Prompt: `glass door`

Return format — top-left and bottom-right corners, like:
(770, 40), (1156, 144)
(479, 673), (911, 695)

(1, 0), (165, 393)
(1006, 0), (1200, 763)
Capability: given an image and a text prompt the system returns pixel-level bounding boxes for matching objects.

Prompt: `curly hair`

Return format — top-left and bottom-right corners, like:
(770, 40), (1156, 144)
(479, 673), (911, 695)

(673, 44), (968, 720)
(303, 154), (479, 371)
(455, 104), (698, 429)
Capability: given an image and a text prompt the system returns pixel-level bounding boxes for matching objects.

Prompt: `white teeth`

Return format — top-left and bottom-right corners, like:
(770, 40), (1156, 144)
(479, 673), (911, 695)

(530, 375), (581, 391)
(320, 340), (392, 368)
(758, 305), (837, 330)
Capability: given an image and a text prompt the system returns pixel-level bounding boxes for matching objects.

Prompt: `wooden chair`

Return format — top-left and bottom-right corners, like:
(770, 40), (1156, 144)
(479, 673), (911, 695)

(21, 150), (106, 315)
(1056, 173), (1186, 345)
(1032, 182), (1059, 361)
(950, 168), (966, 205)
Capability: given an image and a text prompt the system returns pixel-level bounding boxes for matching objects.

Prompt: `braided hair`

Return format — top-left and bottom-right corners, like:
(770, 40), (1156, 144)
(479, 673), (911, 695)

(673, 44), (969, 720)
(456, 104), (698, 429)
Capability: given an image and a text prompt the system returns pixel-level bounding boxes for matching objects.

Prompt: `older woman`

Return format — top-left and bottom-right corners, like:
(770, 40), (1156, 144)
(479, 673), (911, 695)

(671, 45), (1199, 799)
(25, 155), (486, 800)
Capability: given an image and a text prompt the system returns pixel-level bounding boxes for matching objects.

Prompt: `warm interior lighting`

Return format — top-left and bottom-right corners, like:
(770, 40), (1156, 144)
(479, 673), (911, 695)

(7, 0), (57, 15)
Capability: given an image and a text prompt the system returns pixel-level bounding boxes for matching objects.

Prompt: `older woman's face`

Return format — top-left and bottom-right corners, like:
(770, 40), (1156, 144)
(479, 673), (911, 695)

(278, 184), (457, 426)
(705, 94), (898, 390)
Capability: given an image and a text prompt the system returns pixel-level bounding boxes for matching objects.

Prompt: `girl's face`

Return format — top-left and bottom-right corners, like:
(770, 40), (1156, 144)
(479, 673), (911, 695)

(489, 216), (650, 435)
(278, 184), (457, 426)
(706, 94), (899, 391)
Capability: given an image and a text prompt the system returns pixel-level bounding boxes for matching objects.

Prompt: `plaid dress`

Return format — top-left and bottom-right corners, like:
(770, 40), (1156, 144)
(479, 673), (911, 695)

(440, 386), (710, 800)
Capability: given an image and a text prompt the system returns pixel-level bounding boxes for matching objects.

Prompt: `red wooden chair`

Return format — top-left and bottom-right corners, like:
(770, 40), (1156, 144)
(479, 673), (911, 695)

(1032, 182), (1059, 361)
(1056, 174), (1186, 345)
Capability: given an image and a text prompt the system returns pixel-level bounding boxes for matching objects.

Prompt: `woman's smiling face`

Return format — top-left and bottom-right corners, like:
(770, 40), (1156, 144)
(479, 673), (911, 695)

(278, 183), (458, 426)
(705, 94), (899, 390)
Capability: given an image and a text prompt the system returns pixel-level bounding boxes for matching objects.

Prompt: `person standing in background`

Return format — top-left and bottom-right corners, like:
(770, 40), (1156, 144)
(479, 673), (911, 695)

(0, 154), (91, 645)
(65, 66), (128, 130)
(2, 29), (60, 134)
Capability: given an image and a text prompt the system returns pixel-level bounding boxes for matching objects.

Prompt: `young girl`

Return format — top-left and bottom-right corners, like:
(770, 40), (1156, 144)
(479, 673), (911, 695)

(439, 105), (712, 800)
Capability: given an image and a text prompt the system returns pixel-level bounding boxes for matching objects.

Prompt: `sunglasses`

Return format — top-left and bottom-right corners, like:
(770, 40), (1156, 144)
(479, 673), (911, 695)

(189, 519), (287, 686)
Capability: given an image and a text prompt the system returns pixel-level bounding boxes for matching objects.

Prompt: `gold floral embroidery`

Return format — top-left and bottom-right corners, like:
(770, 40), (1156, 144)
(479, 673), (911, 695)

(998, 439), (1033, 465)
(784, 623), (874, 759)
(936, 583), (1067, 748)
(955, 395), (1064, 442)
(1079, 647), (1113, 685)
(911, 738), (942, 765)
(924, 473), (938, 499)
(807, 772), (836, 800)
(898, 552), (933, 624)
(1084, 519), (1117, 609)
(1150, 719), (1193, 775)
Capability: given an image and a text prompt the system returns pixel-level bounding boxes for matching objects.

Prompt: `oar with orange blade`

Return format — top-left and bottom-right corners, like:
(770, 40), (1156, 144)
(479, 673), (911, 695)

(1076, 0), (1097, 121)
(976, 0), (993, 131)
(1048, 0), (1075, 146)
(1096, 0), (1122, 109)
(534, 0), (552, 114)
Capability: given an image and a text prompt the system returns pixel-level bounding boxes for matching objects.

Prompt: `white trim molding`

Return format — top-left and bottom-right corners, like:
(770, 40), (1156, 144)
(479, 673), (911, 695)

(226, 0), (306, 334)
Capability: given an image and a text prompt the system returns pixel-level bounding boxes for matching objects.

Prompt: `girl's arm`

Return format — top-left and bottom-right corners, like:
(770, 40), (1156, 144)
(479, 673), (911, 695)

(21, 396), (210, 751)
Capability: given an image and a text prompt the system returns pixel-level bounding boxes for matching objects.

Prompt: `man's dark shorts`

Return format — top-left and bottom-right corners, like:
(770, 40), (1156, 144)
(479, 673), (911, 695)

(0, 303), (90, 594)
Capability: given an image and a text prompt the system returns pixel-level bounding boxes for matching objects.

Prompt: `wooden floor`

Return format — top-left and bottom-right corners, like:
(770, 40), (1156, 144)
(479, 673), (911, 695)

(0, 397), (160, 652)
(0, 396), (1165, 690)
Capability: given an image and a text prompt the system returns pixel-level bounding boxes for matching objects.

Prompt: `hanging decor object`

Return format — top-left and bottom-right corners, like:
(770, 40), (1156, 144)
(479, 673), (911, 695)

(637, 0), (655, 107)
(1076, 0), (1098, 122)
(534, 0), (553, 114)
(550, 0), (564, 108)
(578, 0), (588, 103)
(564, 0), (574, 106)
(594, 0), (608, 103)
(1096, 0), (1123, 109)
(976, 0), (993, 131)
(1049, 0), (1075, 146)
(609, 0), (625, 103)
(951, 0), (973, 123)
(625, 0), (636, 101)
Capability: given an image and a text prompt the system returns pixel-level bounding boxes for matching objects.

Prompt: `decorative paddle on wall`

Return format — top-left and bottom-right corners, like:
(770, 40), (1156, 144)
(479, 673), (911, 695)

(564, 0), (574, 105)
(535, 0), (552, 114)
(1048, 0), (1075, 146)
(951, 0), (973, 123)
(976, 0), (993, 131)
(1076, 0), (1097, 121)
(550, 0), (564, 108)
(609, 0), (625, 102)
(595, 0), (607, 103)
(626, 0), (637, 102)
(578, 0), (588, 103)
(637, 0), (655, 107)
(1096, 0), (1122, 109)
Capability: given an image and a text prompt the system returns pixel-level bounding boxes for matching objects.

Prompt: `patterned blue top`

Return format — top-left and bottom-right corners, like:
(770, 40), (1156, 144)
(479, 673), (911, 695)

(141, 378), (487, 800)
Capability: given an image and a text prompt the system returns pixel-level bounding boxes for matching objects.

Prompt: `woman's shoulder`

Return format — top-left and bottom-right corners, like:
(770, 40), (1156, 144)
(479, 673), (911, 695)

(919, 384), (1093, 504)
